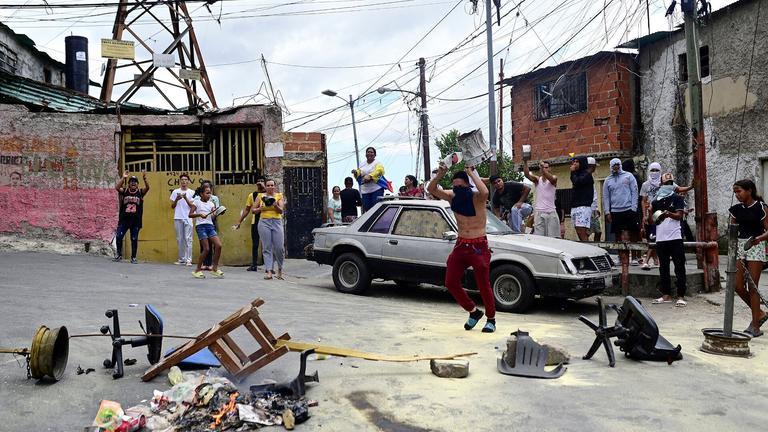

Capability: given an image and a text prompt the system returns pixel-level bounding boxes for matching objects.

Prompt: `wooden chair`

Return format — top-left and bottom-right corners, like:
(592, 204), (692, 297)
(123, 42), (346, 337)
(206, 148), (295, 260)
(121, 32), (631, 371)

(142, 298), (290, 382)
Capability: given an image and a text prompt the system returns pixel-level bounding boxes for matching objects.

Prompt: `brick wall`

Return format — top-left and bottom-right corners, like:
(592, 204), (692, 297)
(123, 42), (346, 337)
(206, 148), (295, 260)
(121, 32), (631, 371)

(510, 53), (635, 163)
(284, 132), (326, 153)
(0, 105), (119, 242)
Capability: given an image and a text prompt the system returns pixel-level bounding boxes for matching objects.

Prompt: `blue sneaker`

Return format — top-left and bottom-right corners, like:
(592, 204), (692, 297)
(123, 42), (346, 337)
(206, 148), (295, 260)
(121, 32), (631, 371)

(481, 321), (496, 333)
(464, 310), (484, 330)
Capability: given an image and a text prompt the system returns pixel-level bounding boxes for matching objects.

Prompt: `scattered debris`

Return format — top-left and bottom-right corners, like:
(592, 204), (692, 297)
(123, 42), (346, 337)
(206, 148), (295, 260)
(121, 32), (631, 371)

(249, 349), (318, 397)
(282, 409), (295, 430)
(77, 365), (85, 375)
(92, 400), (124, 431)
(497, 330), (566, 379)
(430, 359), (469, 378)
(504, 334), (571, 366)
(123, 358), (137, 366)
(85, 367), (96, 375)
(167, 366), (183, 386)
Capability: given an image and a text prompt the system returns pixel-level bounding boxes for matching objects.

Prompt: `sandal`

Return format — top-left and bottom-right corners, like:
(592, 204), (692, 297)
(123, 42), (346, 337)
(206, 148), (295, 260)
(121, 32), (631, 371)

(210, 269), (224, 278)
(641, 263), (651, 270)
(275, 273), (284, 280)
(652, 297), (672, 304)
(675, 299), (687, 307)
(744, 326), (764, 338)
(264, 273), (273, 280)
(192, 271), (205, 279)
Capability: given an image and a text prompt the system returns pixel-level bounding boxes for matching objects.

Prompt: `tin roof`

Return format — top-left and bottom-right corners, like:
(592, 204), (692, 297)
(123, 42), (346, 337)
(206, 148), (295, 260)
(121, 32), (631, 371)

(0, 21), (65, 71)
(498, 51), (631, 86)
(0, 70), (105, 112)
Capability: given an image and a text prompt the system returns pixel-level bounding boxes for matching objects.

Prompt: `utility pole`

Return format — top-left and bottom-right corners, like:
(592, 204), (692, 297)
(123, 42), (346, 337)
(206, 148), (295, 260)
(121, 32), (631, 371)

(498, 59), (504, 168)
(485, 0), (498, 174)
(682, 0), (719, 292)
(349, 94), (361, 169)
(418, 57), (431, 179)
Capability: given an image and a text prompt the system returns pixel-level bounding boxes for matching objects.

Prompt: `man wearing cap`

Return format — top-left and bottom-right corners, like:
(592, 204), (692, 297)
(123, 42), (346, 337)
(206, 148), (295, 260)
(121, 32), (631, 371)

(523, 159), (559, 238)
(569, 156), (594, 241)
(114, 170), (149, 264)
(490, 175), (532, 233)
(587, 157), (603, 241)
(603, 158), (639, 244)
(650, 173), (688, 307)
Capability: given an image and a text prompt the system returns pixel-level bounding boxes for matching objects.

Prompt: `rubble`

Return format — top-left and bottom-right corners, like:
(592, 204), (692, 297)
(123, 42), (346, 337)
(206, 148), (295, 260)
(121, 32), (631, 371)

(504, 334), (571, 367)
(430, 359), (469, 378)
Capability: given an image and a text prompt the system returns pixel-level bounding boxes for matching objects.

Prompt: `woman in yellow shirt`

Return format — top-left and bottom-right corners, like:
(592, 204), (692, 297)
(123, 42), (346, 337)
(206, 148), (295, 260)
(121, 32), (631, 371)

(253, 179), (286, 280)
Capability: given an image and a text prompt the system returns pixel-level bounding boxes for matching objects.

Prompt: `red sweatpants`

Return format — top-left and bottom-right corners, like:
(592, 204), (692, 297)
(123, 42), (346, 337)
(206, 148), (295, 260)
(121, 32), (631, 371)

(444, 237), (495, 319)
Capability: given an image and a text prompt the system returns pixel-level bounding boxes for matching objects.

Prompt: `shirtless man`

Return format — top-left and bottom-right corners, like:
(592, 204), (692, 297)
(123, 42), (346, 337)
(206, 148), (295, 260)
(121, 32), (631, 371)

(428, 163), (496, 333)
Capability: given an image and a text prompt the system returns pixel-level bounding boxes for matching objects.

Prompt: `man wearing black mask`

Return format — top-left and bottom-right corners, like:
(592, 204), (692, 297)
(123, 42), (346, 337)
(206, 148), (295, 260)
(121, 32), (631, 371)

(428, 163), (496, 333)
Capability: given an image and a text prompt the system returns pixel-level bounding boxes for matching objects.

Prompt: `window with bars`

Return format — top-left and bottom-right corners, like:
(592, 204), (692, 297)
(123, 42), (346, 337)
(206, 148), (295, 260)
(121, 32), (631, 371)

(0, 42), (18, 74)
(534, 72), (588, 120)
(212, 127), (264, 185)
(678, 46), (710, 82)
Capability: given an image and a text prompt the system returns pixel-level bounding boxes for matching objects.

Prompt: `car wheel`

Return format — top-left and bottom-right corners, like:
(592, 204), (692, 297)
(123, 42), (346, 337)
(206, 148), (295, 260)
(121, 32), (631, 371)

(332, 252), (371, 295)
(490, 264), (535, 313)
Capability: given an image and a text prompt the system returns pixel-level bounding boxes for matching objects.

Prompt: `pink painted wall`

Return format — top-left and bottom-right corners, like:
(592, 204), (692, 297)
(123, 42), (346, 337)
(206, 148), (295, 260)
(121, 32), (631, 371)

(0, 106), (119, 241)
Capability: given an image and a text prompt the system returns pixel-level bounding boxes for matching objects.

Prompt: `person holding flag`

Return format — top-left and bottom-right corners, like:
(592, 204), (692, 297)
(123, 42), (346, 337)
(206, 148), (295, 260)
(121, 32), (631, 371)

(352, 147), (391, 212)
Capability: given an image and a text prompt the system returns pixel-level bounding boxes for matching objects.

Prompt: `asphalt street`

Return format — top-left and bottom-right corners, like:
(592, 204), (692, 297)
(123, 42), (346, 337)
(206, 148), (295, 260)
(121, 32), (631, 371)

(0, 250), (767, 431)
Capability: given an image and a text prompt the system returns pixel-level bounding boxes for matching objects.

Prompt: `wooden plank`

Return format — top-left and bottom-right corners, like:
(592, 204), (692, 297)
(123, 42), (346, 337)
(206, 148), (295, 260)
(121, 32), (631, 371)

(243, 319), (272, 352)
(252, 314), (277, 342)
(247, 332), (291, 361)
(221, 335), (248, 364)
(274, 340), (478, 363)
(210, 339), (243, 374)
(233, 345), (289, 382)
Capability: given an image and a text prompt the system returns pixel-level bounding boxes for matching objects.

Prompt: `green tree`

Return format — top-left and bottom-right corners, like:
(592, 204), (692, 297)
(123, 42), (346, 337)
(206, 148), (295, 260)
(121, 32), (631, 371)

(434, 129), (522, 189)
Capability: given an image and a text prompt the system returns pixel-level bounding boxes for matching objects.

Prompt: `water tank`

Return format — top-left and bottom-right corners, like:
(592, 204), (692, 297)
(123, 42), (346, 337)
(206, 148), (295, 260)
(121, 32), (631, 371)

(64, 36), (89, 94)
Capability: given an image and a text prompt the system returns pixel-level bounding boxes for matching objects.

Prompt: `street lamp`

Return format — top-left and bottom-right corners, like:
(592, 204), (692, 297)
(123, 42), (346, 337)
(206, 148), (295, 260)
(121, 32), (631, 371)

(322, 89), (360, 169)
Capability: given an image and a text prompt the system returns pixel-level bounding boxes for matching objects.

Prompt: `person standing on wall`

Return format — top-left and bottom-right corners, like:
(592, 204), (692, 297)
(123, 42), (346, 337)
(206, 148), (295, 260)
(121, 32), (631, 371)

(523, 159), (559, 238)
(729, 179), (768, 337)
(428, 163), (497, 333)
(339, 177), (362, 223)
(233, 176), (266, 272)
(569, 156), (594, 241)
(114, 170), (149, 264)
(255, 179), (286, 280)
(650, 173), (687, 307)
(353, 147), (388, 212)
(327, 186), (342, 225)
(603, 158), (639, 250)
(186, 185), (224, 279)
(170, 173), (195, 266)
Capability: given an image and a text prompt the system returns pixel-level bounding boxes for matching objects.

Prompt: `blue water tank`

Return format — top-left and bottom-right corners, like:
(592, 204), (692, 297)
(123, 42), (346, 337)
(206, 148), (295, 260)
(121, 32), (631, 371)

(64, 36), (89, 94)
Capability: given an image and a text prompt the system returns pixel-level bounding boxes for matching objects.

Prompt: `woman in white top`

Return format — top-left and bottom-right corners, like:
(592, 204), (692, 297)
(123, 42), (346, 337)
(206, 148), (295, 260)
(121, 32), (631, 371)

(327, 186), (342, 225)
(352, 147), (386, 213)
(185, 185), (223, 279)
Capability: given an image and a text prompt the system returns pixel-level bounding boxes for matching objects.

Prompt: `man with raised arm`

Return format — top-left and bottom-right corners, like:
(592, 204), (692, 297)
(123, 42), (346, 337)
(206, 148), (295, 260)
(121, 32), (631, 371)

(428, 163), (496, 333)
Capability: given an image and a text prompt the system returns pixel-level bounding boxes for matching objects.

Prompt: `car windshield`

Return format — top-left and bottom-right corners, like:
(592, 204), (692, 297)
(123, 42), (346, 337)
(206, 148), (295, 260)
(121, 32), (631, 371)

(445, 209), (514, 235)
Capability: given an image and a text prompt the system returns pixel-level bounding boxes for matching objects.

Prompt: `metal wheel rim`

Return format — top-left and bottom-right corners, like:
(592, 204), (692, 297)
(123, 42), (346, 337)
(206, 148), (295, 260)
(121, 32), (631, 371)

(339, 261), (360, 288)
(494, 274), (522, 305)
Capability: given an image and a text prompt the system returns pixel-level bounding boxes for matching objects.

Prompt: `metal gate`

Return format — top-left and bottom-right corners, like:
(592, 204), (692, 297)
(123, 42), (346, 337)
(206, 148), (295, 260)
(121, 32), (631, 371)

(283, 167), (323, 258)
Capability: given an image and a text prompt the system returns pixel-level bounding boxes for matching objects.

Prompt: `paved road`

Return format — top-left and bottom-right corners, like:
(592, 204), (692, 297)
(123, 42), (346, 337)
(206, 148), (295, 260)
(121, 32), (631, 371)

(0, 251), (766, 431)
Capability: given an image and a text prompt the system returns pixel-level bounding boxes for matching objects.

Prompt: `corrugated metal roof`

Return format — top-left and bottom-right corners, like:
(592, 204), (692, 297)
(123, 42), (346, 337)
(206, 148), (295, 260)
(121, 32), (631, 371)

(0, 21), (66, 71)
(0, 70), (105, 112)
(616, 31), (675, 49)
(498, 51), (629, 86)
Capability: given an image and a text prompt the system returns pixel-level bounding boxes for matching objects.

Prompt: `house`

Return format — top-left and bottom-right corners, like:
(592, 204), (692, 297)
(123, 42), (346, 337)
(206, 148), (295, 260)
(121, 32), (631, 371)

(501, 51), (639, 237)
(0, 69), (327, 263)
(619, 0), (768, 233)
(0, 22), (66, 87)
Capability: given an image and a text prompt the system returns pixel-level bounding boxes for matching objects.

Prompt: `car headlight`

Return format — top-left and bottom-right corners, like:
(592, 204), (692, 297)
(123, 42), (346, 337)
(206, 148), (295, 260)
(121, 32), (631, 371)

(314, 234), (326, 247)
(571, 258), (598, 273)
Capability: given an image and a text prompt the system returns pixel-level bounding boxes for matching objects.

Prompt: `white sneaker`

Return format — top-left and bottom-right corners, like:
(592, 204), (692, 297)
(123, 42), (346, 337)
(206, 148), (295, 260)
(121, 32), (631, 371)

(185, 260), (192, 266)
(173, 260), (184, 266)
(630, 259), (639, 266)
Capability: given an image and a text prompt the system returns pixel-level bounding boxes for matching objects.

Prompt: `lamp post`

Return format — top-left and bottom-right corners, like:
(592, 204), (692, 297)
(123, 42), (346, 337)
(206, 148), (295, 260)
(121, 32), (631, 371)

(377, 83), (431, 180)
(322, 89), (360, 168)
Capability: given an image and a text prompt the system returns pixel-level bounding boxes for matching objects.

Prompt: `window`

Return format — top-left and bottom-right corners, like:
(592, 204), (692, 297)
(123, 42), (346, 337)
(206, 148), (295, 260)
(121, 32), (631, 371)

(678, 46), (710, 82)
(369, 206), (399, 234)
(44, 68), (52, 84)
(392, 209), (450, 239)
(534, 72), (587, 120)
(0, 42), (18, 74)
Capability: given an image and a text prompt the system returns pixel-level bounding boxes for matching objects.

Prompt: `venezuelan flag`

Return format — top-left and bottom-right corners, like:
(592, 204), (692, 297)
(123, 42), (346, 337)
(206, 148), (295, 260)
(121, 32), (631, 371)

(356, 175), (393, 192)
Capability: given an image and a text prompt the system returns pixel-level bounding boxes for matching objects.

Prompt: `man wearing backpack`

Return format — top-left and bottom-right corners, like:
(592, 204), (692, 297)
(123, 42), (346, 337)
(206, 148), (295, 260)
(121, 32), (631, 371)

(233, 176), (266, 271)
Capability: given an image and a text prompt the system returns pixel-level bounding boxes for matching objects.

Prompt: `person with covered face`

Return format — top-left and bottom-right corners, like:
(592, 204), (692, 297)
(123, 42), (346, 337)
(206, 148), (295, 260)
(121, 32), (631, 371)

(428, 163), (496, 333)
(650, 173), (687, 307)
(569, 156), (594, 241)
(114, 170), (149, 263)
(352, 147), (387, 212)
(603, 158), (639, 244)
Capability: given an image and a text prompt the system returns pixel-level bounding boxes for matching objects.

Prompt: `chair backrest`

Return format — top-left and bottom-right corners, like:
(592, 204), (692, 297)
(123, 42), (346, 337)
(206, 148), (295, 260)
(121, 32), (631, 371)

(617, 296), (659, 351)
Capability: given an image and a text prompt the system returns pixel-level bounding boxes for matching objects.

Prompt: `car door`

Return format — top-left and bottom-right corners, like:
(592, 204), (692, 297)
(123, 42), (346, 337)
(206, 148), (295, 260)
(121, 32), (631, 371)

(382, 207), (455, 284)
(358, 205), (401, 263)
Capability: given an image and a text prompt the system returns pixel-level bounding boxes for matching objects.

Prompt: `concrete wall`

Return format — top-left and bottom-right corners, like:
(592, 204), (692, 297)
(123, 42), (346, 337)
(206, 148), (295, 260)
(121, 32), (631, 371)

(0, 105), (119, 242)
(637, 0), (768, 233)
(510, 53), (636, 163)
(0, 27), (65, 86)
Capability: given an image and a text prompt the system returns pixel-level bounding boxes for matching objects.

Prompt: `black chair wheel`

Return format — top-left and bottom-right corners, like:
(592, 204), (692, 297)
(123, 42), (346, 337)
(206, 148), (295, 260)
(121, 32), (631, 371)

(105, 310), (114, 318)
(103, 359), (113, 368)
(100, 326), (109, 335)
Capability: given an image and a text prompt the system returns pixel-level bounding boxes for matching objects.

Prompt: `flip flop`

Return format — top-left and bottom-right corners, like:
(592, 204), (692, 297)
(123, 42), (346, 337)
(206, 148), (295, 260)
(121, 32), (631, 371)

(652, 297), (672, 304)
(275, 275), (284, 280)
(264, 274), (273, 280)
(675, 299), (687, 308)
(744, 326), (764, 338)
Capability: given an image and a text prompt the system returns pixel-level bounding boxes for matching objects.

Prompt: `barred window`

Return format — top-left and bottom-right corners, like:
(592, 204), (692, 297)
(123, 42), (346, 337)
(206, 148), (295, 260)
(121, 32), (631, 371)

(534, 72), (587, 120)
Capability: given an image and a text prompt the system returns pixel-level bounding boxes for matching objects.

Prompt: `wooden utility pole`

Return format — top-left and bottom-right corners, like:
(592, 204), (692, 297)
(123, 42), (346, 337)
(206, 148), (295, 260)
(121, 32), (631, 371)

(498, 59), (504, 167)
(682, 0), (719, 291)
(100, 0), (217, 110)
(418, 57), (431, 179)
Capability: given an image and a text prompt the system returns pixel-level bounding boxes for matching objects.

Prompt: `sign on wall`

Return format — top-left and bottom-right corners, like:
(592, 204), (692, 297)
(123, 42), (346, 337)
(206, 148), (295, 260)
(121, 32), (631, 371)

(101, 39), (135, 60)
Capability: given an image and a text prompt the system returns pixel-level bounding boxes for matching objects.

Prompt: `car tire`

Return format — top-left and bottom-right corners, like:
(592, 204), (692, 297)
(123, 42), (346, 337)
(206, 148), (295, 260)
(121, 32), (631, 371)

(490, 264), (535, 313)
(332, 252), (371, 295)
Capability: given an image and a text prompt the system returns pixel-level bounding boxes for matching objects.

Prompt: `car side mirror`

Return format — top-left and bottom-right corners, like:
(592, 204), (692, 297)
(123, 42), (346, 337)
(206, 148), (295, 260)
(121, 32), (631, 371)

(443, 231), (458, 241)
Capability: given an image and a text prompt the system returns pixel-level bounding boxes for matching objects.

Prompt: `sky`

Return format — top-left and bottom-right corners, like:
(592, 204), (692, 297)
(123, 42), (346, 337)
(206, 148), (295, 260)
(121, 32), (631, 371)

(1, 0), (738, 194)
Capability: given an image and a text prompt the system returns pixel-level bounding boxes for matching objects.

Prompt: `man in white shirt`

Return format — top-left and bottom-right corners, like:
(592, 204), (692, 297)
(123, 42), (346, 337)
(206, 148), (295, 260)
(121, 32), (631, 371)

(170, 173), (195, 265)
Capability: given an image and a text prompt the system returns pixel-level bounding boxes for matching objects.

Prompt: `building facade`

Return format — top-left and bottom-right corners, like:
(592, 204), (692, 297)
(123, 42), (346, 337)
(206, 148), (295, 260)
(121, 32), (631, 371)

(0, 22), (66, 87)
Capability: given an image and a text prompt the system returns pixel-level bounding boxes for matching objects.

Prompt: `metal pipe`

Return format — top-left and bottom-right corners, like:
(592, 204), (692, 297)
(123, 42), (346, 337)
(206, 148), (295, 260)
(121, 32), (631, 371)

(723, 224), (738, 337)
(69, 333), (197, 340)
(590, 241), (719, 251)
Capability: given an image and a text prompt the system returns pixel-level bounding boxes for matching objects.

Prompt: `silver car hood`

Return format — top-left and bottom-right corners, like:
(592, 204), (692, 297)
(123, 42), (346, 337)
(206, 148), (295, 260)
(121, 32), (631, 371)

(487, 234), (608, 258)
